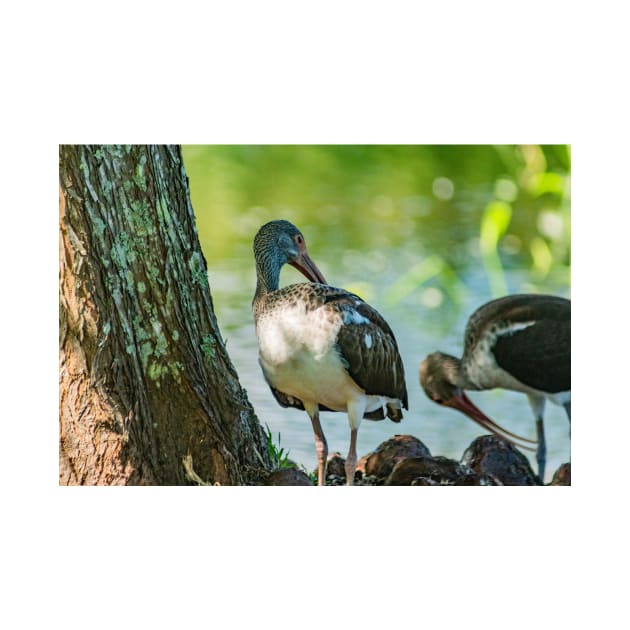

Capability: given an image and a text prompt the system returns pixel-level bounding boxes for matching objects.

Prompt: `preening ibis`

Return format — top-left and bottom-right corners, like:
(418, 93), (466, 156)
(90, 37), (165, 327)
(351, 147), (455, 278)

(419, 294), (570, 480)
(252, 220), (408, 486)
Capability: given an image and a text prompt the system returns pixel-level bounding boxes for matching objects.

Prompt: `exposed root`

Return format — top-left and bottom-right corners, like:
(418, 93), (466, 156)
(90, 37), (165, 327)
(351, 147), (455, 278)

(182, 453), (220, 486)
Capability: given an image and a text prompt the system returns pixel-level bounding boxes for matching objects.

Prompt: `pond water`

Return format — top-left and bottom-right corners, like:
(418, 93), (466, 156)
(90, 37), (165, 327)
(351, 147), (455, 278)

(182, 145), (571, 483)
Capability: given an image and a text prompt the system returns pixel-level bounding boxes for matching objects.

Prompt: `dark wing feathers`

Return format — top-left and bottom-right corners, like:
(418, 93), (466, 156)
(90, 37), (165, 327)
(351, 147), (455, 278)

(328, 292), (408, 409)
(465, 294), (569, 352)
(493, 320), (570, 392)
(488, 296), (571, 393)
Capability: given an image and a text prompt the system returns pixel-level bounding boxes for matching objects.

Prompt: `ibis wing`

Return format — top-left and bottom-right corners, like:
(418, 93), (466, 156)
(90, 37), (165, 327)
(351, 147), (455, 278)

(329, 295), (408, 408)
(492, 319), (570, 393)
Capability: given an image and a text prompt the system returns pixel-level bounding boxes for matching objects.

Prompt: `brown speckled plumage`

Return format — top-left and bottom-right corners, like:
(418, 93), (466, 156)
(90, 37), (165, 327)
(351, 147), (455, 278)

(252, 220), (408, 485)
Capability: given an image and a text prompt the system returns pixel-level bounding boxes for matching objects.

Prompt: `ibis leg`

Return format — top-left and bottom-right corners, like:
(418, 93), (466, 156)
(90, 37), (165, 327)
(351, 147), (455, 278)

(527, 395), (547, 481)
(345, 427), (358, 486)
(309, 410), (328, 486)
(345, 397), (367, 486)
(536, 417), (546, 482)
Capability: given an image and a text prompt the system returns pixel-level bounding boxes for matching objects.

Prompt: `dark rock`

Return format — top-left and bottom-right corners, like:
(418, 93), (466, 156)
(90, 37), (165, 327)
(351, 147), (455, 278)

(356, 454), (369, 474)
(549, 462), (571, 486)
(356, 474), (383, 486)
(265, 468), (313, 486)
(452, 473), (502, 486)
(325, 452), (346, 478)
(359, 434), (432, 480)
(461, 435), (541, 486)
(411, 477), (439, 486)
(326, 474), (346, 486)
(385, 455), (470, 485)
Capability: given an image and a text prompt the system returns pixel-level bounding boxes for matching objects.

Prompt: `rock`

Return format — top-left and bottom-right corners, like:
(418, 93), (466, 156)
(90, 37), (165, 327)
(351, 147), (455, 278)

(356, 454), (369, 475)
(325, 452), (346, 478)
(309, 452), (354, 483)
(325, 474), (346, 486)
(452, 473), (502, 486)
(549, 462), (571, 486)
(356, 474), (383, 486)
(265, 468), (313, 486)
(359, 434), (431, 480)
(411, 477), (439, 486)
(385, 455), (471, 485)
(461, 435), (541, 486)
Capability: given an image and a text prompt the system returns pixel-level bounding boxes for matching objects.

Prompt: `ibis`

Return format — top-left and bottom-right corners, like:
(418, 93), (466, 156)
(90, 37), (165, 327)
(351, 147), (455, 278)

(419, 294), (570, 480)
(252, 220), (408, 486)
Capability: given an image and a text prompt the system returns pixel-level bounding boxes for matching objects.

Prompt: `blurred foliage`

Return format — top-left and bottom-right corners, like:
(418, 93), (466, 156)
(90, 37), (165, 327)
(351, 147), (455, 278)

(480, 200), (512, 298)
(182, 144), (570, 319)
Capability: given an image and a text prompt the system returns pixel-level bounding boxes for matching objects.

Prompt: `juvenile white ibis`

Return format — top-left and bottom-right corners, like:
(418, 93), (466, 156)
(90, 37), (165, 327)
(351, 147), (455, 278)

(419, 294), (570, 481)
(252, 220), (408, 486)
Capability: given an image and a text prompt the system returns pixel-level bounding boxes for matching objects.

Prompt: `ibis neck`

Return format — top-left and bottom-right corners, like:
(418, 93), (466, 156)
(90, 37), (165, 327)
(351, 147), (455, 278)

(440, 353), (478, 390)
(254, 256), (281, 299)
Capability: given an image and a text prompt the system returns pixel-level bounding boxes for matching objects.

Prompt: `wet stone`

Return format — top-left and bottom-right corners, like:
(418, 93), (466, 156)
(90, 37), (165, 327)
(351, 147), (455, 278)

(410, 477), (439, 486)
(385, 455), (471, 486)
(549, 462), (571, 486)
(325, 473), (383, 486)
(359, 434), (432, 480)
(326, 474), (347, 486)
(461, 435), (541, 486)
(325, 452), (346, 478)
(265, 468), (313, 486)
(452, 473), (502, 486)
(356, 474), (383, 486)
(310, 452), (349, 482)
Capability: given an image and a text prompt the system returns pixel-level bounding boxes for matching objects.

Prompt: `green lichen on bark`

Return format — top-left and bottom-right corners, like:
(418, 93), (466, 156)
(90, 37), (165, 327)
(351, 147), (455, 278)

(78, 146), (176, 387)
(188, 251), (207, 286)
(201, 334), (216, 359)
(59, 144), (272, 485)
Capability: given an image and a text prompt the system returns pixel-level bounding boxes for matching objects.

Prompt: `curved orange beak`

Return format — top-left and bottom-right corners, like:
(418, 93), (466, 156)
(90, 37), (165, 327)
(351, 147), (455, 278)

(289, 247), (327, 285)
(446, 390), (537, 452)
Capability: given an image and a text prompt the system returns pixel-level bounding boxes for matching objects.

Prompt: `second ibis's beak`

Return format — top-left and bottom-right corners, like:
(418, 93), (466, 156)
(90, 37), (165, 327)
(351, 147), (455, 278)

(446, 390), (537, 452)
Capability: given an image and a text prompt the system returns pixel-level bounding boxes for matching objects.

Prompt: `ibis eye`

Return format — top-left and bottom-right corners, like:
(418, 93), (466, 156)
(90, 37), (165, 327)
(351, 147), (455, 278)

(295, 235), (303, 245)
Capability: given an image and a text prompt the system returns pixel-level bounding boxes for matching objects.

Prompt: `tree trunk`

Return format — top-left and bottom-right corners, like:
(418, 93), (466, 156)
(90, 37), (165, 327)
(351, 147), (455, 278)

(59, 144), (271, 485)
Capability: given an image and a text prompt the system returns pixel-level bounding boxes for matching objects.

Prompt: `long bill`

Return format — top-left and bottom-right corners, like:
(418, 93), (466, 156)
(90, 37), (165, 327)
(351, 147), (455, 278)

(446, 390), (538, 452)
(289, 250), (327, 284)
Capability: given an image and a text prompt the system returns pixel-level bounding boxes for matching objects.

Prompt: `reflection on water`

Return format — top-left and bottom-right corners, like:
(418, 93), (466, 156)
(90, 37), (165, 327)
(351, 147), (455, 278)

(182, 145), (571, 483)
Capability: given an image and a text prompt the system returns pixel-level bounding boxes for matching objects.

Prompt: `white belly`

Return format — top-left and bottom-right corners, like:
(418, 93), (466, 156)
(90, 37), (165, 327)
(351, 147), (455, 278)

(261, 344), (363, 411)
(256, 303), (377, 415)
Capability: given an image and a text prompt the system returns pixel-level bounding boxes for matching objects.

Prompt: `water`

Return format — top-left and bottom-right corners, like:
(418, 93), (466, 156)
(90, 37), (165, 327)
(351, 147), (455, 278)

(183, 145), (571, 483)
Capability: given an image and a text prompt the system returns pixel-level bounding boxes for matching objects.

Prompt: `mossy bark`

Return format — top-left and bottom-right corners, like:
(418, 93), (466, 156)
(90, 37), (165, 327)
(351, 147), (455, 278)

(59, 144), (271, 485)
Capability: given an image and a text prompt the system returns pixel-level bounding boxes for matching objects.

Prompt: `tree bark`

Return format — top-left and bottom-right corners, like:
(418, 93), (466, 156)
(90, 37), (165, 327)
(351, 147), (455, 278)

(59, 144), (271, 485)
